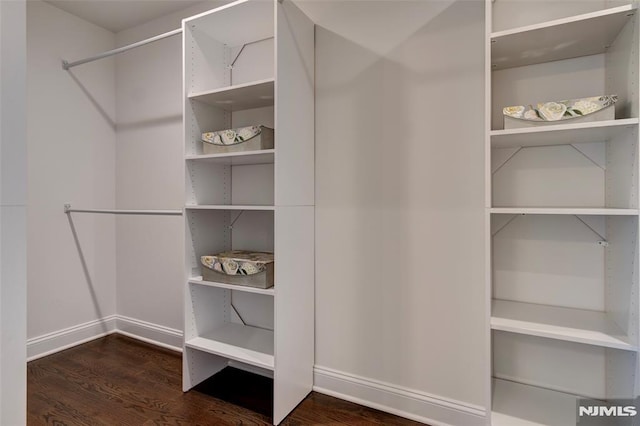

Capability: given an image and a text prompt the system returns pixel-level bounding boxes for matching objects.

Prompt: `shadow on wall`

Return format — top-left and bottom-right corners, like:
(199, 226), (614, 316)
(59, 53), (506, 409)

(66, 213), (108, 334)
(315, 0), (485, 400)
(66, 69), (116, 131)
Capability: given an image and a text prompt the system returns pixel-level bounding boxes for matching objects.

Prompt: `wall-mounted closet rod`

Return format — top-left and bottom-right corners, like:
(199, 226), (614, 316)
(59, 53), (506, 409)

(62, 28), (182, 70)
(64, 204), (182, 216)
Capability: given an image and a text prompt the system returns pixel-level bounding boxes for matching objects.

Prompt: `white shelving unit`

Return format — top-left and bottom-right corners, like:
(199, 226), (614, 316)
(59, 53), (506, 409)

(182, 1), (314, 424)
(486, 1), (640, 424)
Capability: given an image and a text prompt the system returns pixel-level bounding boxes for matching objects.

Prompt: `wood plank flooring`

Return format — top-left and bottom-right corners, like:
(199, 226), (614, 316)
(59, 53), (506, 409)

(27, 334), (426, 425)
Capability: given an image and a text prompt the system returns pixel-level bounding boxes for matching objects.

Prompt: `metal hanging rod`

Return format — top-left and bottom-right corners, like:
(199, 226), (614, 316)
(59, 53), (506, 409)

(62, 28), (182, 70)
(64, 204), (182, 216)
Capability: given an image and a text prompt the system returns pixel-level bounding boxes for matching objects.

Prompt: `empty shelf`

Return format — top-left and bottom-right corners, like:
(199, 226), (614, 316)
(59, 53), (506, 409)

(492, 300), (635, 351)
(491, 5), (636, 69)
(185, 149), (275, 165)
(189, 79), (274, 111)
(189, 276), (275, 296)
(185, 205), (275, 211)
(490, 119), (638, 148)
(490, 208), (639, 216)
(185, 323), (274, 370)
(492, 379), (579, 426)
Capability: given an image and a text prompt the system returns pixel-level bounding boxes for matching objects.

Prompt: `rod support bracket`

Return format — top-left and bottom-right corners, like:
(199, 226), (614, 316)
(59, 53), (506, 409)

(64, 203), (71, 214)
(598, 240), (609, 247)
(62, 60), (70, 70)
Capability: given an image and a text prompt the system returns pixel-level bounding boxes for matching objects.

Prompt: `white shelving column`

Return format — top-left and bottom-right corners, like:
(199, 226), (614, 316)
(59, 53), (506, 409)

(181, 1), (314, 424)
(486, 1), (640, 425)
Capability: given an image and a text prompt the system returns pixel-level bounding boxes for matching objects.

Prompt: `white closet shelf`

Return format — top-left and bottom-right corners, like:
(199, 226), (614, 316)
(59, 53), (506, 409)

(490, 119), (639, 148)
(491, 5), (636, 70)
(185, 323), (274, 370)
(185, 205), (275, 211)
(188, 78), (274, 111)
(492, 300), (635, 351)
(185, 149), (275, 165)
(492, 379), (579, 426)
(189, 277), (275, 296)
(490, 207), (639, 216)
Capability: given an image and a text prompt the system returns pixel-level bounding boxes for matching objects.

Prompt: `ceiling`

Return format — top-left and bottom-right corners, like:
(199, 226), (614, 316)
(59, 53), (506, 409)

(43, 0), (205, 33)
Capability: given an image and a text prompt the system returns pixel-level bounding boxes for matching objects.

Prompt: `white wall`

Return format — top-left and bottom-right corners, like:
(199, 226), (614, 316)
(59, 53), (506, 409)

(300, 0), (487, 422)
(28, 1), (488, 423)
(114, 1), (229, 346)
(27, 0), (117, 355)
(0, 0), (27, 423)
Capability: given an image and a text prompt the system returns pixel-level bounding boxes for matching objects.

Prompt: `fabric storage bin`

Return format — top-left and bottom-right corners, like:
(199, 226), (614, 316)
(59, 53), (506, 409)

(201, 250), (274, 289)
(503, 95), (617, 129)
(201, 125), (274, 154)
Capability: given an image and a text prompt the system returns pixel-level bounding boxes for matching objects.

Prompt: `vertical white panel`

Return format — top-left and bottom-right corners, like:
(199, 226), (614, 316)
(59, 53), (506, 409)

(275, 0), (314, 207)
(0, 206), (26, 425)
(606, 127), (638, 209)
(606, 216), (638, 341)
(185, 209), (230, 277)
(605, 13), (638, 119)
(274, 206), (314, 424)
(187, 162), (229, 205)
(605, 348), (637, 399)
(186, 25), (228, 93)
(0, 0), (26, 423)
(183, 347), (227, 391)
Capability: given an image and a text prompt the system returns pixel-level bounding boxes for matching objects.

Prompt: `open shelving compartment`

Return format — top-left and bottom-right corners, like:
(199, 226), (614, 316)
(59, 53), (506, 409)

(182, 1), (315, 424)
(487, 1), (640, 424)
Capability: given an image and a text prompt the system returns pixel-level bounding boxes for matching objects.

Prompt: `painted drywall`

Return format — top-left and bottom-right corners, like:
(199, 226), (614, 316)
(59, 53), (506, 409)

(30, 0), (487, 422)
(0, 0), (27, 423)
(27, 1), (116, 345)
(114, 1), (230, 341)
(301, 0), (487, 414)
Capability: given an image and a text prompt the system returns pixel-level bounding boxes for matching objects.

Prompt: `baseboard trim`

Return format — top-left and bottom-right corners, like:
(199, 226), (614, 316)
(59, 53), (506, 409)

(27, 315), (118, 361)
(27, 315), (182, 361)
(116, 315), (183, 352)
(313, 366), (486, 426)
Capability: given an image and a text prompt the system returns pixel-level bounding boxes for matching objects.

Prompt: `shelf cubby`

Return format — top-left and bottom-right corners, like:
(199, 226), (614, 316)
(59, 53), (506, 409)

(491, 125), (638, 209)
(492, 333), (637, 425)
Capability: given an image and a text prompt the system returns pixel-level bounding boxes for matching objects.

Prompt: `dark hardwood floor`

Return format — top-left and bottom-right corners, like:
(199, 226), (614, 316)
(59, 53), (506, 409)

(28, 334), (425, 425)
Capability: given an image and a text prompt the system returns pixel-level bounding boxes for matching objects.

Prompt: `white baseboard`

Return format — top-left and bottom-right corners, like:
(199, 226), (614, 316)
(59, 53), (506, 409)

(116, 315), (183, 352)
(27, 315), (182, 361)
(313, 366), (487, 426)
(27, 315), (118, 361)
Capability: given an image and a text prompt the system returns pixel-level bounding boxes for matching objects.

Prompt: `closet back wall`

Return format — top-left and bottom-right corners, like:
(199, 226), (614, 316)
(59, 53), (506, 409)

(114, 1), (229, 348)
(301, 0), (487, 422)
(27, 0), (117, 358)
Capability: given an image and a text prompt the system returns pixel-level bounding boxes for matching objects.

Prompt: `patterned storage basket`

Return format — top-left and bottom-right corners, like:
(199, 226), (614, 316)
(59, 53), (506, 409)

(201, 250), (274, 289)
(201, 125), (274, 154)
(503, 95), (617, 129)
